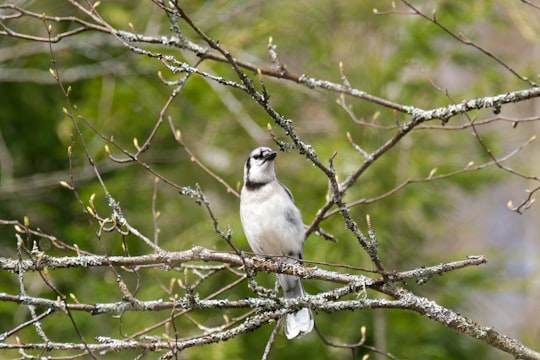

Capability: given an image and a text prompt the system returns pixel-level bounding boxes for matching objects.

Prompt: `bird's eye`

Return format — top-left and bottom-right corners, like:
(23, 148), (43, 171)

(253, 152), (264, 160)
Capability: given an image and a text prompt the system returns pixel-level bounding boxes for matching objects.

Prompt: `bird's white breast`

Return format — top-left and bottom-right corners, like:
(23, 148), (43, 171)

(240, 182), (304, 257)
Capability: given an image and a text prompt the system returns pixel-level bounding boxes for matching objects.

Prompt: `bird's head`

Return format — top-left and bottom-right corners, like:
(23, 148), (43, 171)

(243, 147), (277, 188)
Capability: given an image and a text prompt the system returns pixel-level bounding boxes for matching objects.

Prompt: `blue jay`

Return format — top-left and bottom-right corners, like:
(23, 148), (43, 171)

(240, 146), (314, 339)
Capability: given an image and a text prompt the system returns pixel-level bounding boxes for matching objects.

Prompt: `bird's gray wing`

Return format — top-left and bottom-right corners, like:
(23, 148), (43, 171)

(279, 182), (294, 202)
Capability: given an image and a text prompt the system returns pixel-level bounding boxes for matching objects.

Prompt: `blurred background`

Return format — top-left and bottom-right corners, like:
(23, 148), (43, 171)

(1, 1), (539, 359)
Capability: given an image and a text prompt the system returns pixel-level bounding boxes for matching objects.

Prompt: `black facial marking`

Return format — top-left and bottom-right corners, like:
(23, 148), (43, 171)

(243, 147), (277, 191)
(253, 150), (264, 160)
(250, 148), (276, 163)
(244, 180), (269, 190)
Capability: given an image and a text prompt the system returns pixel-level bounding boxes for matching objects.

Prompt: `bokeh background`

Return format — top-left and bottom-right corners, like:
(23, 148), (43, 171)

(1, 1), (539, 359)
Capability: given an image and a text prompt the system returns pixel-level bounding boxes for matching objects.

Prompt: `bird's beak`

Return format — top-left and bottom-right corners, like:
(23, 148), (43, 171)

(264, 151), (277, 162)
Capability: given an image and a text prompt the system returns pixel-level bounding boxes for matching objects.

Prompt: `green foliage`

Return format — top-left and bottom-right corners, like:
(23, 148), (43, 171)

(0, 0), (537, 359)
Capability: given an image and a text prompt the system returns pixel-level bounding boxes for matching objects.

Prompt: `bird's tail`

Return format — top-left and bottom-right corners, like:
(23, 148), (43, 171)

(278, 273), (314, 339)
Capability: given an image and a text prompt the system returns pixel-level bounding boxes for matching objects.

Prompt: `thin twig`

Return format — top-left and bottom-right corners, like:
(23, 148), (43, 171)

(399, 0), (537, 87)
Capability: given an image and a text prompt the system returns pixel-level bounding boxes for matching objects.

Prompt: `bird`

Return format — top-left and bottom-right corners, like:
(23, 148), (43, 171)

(239, 146), (314, 339)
